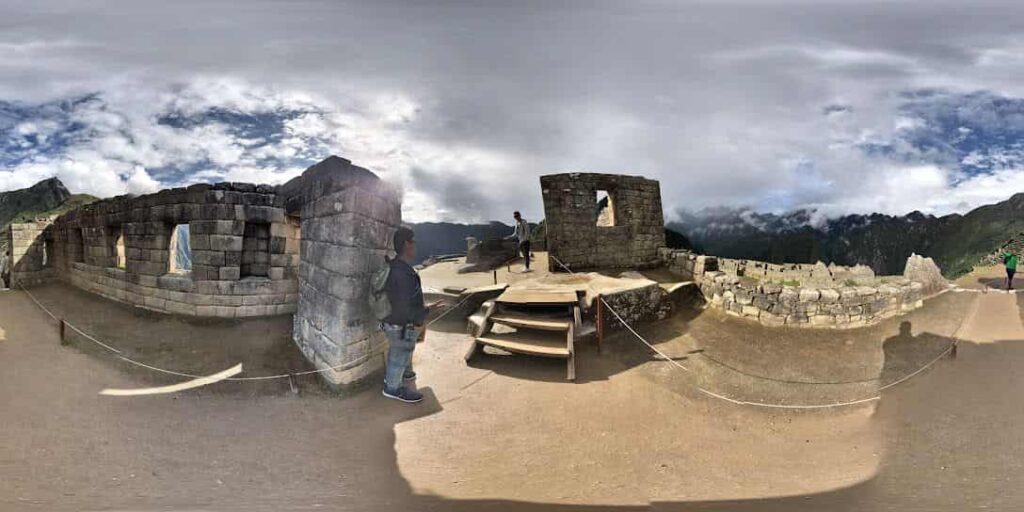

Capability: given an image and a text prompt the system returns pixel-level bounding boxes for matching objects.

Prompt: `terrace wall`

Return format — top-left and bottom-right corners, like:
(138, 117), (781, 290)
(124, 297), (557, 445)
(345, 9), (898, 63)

(660, 248), (942, 329)
(9, 183), (301, 317)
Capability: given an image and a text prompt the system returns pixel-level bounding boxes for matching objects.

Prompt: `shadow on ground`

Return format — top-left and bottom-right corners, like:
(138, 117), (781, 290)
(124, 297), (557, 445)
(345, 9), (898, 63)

(4, 284), (1024, 510)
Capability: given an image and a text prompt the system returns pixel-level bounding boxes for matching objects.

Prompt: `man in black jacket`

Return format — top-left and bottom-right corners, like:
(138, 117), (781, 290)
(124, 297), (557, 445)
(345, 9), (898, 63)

(381, 227), (430, 403)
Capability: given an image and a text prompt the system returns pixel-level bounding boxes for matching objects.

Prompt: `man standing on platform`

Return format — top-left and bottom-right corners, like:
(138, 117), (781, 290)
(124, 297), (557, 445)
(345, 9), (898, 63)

(508, 211), (532, 273)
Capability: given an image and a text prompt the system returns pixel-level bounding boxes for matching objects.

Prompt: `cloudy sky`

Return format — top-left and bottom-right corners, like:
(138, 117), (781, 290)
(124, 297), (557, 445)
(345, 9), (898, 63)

(2, 0), (1024, 223)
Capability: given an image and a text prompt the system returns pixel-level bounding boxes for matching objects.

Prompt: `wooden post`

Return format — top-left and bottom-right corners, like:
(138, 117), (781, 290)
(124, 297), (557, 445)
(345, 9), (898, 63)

(596, 295), (604, 354)
(59, 319), (67, 345)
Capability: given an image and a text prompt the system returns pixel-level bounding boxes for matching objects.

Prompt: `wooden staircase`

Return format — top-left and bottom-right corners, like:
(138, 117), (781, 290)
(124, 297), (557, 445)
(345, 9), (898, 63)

(465, 289), (582, 381)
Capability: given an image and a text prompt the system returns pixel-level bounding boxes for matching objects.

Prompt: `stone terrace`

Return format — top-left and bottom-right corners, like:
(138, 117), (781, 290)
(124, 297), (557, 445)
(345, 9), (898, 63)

(662, 248), (943, 329)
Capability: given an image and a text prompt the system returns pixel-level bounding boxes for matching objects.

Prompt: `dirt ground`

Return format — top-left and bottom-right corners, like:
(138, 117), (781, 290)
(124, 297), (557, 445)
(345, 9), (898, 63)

(2, 265), (1024, 511)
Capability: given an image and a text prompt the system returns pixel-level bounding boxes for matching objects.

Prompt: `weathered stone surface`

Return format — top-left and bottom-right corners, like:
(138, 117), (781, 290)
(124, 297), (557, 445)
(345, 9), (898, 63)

(541, 172), (665, 270)
(798, 288), (820, 301)
(903, 253), (947, 295)
(673, 245), (946, 330)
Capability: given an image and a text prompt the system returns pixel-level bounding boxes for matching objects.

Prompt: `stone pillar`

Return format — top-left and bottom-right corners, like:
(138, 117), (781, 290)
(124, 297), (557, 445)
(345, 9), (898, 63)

(284, 156), (402, 387)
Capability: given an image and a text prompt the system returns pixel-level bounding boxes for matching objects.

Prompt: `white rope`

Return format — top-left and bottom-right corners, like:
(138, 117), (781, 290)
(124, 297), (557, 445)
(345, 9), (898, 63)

(17, 284), (355, 382)
(426, 292), (475, 327)
(549, 254), (958, 410)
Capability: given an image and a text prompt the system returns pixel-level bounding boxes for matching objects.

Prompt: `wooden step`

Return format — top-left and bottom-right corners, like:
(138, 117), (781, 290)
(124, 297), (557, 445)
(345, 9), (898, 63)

(476, 331), (570, 358)
(490, 313), (571, 331)
(496, 289), (579, 306)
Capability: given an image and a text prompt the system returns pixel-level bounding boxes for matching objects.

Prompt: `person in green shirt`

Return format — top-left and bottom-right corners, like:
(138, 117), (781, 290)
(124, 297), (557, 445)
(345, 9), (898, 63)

(1004, 250), (1018, 290)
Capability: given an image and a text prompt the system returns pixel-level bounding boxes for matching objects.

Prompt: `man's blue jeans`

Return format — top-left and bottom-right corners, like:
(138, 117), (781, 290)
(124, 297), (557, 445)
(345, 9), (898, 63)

(382, 323), (417, 392)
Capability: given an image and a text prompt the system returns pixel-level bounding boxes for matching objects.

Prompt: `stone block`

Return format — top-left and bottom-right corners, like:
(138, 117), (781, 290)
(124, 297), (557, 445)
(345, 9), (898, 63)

(143, 295), (166, 310)
(819, 288), (840, 303)
(164, 300), (196, 316)
(191, 264), (219, 281)
(209, 234), (243, 252)
(191, 220), (244, 235)
(242, 206), (283, 224)
(219, 266), (241, 281)
(810, 314), (835, 326)
(192, 250), (225, 266)
(786, 313), (809, 324)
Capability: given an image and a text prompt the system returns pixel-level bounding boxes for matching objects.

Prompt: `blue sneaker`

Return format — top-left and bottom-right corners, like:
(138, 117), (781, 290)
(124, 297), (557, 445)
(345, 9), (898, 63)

(382, 386), (423, 403)
(403, 370), (417, 381)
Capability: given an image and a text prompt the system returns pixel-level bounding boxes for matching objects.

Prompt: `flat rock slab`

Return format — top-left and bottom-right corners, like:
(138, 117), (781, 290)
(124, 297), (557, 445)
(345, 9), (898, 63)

(496, 289), (579, 305)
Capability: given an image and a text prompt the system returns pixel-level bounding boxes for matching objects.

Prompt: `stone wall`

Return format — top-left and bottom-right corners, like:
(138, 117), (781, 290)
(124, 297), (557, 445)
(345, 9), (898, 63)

(660, 248), (943, 329)
(8, 155), (405, 388)
(661, 248), (715, 281)
(6, 219), (57, 287)
(701, 272), (924, 328)
(17, 182), (302, 317)
(712, 256), (875, 287)
(540, 173), (665, 270)
(281, 157), (402, 387)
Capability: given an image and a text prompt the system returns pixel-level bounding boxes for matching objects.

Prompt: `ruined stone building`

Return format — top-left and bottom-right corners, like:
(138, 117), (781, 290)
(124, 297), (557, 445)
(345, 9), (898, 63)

(3, 156), (400, 387)
(540, 173), (666, 270)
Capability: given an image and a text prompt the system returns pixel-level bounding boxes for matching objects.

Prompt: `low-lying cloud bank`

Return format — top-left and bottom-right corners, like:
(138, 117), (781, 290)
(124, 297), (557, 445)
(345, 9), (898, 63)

(4, 1), (1024, 224)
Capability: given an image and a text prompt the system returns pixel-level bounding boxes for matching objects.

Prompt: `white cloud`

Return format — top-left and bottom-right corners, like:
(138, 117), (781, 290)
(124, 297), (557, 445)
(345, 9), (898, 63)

(4, 1), (1024, 223)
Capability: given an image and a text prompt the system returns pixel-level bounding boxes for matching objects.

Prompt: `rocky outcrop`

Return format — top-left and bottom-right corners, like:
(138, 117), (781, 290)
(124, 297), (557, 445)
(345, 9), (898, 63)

(903, 253), (949, 296)
(0, 177), (70, 229)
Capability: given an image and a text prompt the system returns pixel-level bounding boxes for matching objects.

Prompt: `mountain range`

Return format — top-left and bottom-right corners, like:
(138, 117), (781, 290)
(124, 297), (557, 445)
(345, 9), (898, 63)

(669, 197), (1024, 278)
(2, 177), (1018, 278)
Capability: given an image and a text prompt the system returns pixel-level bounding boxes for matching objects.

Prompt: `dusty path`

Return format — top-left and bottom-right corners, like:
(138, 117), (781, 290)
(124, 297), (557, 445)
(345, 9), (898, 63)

(2, 281), (1024, 510)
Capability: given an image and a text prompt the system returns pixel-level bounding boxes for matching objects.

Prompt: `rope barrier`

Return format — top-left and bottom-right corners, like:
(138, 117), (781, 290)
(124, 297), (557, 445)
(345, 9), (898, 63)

(19, 281), (475, 383)
(549, 254), (961, 410)
(18, 284), (387, 382)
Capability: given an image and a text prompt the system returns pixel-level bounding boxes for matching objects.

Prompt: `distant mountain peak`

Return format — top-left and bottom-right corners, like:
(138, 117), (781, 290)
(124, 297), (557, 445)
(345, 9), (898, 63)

(0, 177), (75, 229)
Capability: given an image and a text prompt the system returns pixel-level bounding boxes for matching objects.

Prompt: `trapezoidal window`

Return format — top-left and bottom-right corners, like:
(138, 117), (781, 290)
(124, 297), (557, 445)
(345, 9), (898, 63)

(168, 224), (192, 274)
(241, 222), (270, 278)
(42, 238), (53, 268)
(114, 228), (126, 269)
(596, 189), (617, 227)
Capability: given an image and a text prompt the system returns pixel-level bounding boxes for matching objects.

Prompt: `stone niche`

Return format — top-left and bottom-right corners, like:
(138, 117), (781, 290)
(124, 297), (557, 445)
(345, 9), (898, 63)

(540, 173), (666, 271)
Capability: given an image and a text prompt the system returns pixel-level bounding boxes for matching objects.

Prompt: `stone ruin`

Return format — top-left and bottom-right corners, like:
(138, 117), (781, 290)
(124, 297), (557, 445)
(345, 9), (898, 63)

(662, 248), (950, 329)
(540, 172), (665, 271)
(3, 156), (400, 387)
(2, 163), (958, 388)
